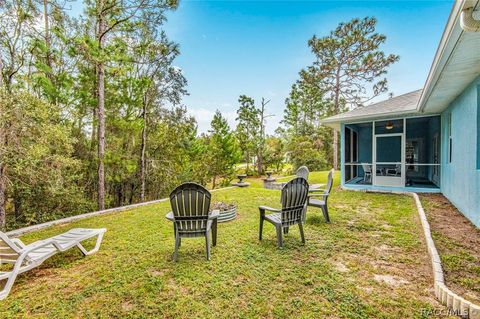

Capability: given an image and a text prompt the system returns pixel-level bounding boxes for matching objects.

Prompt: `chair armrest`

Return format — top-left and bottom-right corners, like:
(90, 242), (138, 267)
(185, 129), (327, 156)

(209, 210), (220, 220)
(309, 188), (326, 193)
(259, 205), (281, 212)
(308, 192), (329, 199)
(11, 238), (25, 249)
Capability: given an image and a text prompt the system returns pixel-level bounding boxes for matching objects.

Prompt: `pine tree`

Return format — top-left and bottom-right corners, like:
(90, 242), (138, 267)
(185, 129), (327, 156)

(307, 17), (399, 169)
(208, 111), (241, 189)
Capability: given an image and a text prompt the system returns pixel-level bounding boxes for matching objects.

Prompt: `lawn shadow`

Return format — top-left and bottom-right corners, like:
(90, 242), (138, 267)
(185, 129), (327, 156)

(306, 214), (328, 226)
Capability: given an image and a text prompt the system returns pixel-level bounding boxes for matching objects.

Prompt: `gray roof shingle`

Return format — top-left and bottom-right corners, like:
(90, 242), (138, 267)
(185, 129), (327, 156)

(321, 89), (423, 124)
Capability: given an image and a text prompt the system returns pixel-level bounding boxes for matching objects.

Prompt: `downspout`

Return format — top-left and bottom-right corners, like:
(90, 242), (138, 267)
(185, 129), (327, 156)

(460, 7), (480, 32)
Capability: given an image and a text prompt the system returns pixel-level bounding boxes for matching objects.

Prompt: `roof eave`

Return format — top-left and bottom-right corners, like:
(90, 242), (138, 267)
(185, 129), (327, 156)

(417, 0), (474, 113)
(320, 109), (417, 126)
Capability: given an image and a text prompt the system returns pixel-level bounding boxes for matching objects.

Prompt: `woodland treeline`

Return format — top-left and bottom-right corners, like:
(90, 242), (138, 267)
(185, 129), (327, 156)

(0, 0), (397, 230)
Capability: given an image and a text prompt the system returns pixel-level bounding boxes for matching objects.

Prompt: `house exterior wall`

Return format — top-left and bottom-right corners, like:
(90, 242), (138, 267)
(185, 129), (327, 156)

(440, 76), (480, 227)
(340, 123), (345, 185)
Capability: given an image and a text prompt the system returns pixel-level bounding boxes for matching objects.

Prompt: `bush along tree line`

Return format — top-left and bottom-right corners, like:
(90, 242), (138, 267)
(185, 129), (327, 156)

(0, 0), (398, 231)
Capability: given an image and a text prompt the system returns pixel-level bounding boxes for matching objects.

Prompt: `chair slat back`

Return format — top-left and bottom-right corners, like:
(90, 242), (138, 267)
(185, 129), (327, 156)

(170, 183), (211, 233)
(361, 163), (371, 173)
(0, 232), (21, 264)
(296, 166), (309, 181)
(324, 169), (334, 196)
(281, 177), (309, 226)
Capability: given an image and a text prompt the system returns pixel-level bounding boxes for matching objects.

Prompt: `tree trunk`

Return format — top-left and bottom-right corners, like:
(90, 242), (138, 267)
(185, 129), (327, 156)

(140, 96), (147, 202)
(129, 183), (135, 204)
(0, 163), (6, 230)
(332, 71), (341, 170)
(96, 2), (106, 210)
(0, 58), (3, 87)
(0, 114), (6, 229)
(43, 0), (53, 78)
(333, 130), (338, 170)
(13, 190), (22, 222)
(90, 106), (97, 150)
(257, 153), (263, 175)
(257, 98), (270, 175)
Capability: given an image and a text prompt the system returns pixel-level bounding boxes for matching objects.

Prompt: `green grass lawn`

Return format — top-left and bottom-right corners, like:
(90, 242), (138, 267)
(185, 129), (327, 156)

(1, 172), (449, 318)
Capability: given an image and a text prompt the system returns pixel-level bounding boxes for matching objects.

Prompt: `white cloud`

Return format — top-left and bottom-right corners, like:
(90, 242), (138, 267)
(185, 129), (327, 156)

(267, 90), (277, 97)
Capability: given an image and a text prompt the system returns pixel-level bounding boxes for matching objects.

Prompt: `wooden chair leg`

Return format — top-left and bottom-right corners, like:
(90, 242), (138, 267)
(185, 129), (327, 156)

(276, 225), (283, 249)
(283, 226), (289, 234)
(298, 222), (305, 244)
(205, 232), (211, 261)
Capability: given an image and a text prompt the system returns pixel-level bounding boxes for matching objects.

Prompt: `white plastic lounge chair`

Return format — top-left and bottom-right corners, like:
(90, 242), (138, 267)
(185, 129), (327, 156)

(0, 228), (106, 300)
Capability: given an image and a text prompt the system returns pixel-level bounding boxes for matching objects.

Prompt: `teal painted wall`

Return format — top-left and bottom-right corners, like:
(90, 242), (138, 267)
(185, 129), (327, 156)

(341, 123), (345, 184)
(440, 76), (480, 227)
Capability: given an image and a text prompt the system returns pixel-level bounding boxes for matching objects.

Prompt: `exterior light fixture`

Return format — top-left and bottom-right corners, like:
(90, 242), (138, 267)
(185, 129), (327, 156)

(385, 121), (394, 130)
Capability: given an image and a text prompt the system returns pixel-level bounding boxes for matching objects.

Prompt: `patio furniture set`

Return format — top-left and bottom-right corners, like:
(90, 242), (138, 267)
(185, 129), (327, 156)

(361, 163), (401, 183)
(166, 167), (334, 260)
(0, 167), (333, 299)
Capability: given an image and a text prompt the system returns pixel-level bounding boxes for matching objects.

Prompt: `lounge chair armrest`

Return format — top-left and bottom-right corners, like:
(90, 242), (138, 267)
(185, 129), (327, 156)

(11, 238), (26, 249)
(21, 239), (64, 255)
(209, 210), (220, 220)
(259, 205), (281, 212)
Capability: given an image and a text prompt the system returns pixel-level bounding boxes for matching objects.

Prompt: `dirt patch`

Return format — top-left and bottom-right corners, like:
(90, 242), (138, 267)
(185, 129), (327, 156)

(373, 274), (409, 287)
(149, 269), (165, 277)
(332, 261), (349, 273)
(122, 301), (134, 312)
(420, 193), (480, 304)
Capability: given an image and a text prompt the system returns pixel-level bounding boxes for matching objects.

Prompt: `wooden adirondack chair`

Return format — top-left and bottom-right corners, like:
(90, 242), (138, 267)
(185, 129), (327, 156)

(259, 177), (309, 248)
(167, 183), (219, 261)
(307, 169), (334, 223)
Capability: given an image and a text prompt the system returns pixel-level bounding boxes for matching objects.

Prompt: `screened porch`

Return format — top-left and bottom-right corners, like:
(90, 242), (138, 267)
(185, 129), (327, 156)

(343, 116), (441, 191)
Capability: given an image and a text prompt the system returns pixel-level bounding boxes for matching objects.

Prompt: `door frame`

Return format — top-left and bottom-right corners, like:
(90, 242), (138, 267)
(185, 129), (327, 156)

(432, 133), (440, 185)
(372, 127), (405, 187)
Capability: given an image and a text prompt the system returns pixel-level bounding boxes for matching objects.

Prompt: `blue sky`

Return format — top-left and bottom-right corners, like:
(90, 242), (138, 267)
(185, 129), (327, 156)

(162, 0), (453, 134)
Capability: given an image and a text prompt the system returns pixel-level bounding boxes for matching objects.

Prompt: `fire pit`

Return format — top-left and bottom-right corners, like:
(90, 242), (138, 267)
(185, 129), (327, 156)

(213, 202), (237, 222)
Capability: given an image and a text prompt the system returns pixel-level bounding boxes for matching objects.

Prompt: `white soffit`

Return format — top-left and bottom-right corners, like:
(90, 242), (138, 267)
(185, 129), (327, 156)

(420, 0), (480, 113)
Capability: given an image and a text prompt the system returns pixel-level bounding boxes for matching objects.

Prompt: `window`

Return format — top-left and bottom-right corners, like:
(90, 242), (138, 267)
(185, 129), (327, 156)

(448, 113), (452, 163)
